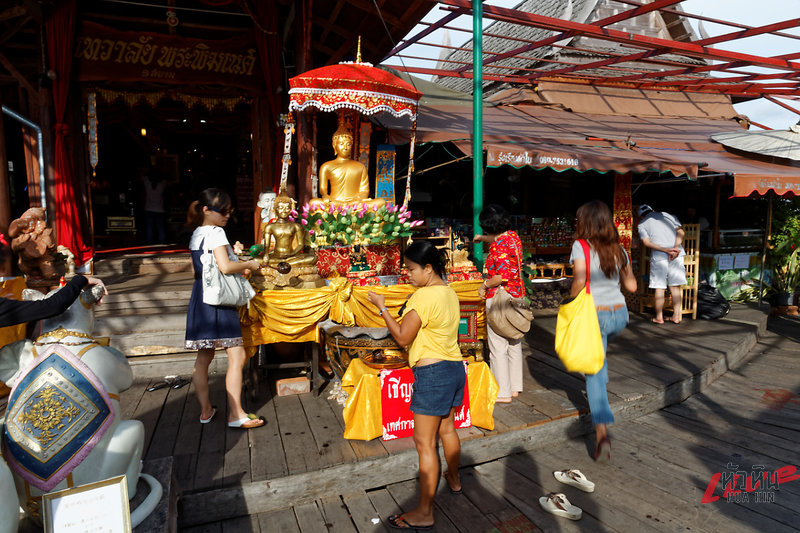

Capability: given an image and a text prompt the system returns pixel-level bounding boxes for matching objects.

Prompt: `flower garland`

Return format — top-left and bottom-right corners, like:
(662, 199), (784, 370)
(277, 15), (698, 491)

(299, 202), (423, 247)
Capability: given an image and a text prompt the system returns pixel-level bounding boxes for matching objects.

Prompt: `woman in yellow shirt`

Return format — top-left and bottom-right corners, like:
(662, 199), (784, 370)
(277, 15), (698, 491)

(369, 240), (465, 530)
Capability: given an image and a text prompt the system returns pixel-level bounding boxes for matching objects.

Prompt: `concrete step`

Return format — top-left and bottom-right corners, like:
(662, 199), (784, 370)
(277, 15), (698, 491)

(95, 254), (192, 277)
(94, 311), (188, 335)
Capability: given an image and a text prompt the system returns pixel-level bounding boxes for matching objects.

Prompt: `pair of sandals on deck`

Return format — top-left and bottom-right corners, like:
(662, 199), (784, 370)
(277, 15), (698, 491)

(538, 469), (596, 521)
(199, 408), (266, 429)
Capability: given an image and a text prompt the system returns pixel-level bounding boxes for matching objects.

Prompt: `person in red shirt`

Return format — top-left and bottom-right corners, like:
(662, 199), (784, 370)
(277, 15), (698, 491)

(475, 204), (525, 403)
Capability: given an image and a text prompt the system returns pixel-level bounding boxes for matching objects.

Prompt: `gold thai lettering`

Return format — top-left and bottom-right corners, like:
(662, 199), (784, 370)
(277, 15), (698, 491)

(76, 32), (258, 81)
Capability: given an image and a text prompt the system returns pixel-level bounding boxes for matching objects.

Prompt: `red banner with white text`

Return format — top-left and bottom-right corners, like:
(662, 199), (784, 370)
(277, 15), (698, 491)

(380, 364), (471, 440)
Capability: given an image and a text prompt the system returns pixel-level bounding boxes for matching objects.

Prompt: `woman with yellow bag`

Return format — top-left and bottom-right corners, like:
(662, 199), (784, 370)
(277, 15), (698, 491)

(568, 201), (637, 461)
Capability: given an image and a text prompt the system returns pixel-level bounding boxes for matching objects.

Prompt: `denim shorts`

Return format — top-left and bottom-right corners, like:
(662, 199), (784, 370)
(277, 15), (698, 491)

(409, 360), (467, 417)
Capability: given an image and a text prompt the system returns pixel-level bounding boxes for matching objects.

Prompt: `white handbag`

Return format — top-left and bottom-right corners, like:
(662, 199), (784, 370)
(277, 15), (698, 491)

(200, 242), (255, 307)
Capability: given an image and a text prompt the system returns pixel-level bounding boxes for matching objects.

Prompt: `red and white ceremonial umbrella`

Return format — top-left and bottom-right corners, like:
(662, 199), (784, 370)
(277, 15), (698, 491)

(283, 58), (422, 206)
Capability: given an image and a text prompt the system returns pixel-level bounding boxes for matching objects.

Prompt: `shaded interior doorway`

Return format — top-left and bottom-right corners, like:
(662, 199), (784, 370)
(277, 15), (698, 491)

(90, 97), (254, 251)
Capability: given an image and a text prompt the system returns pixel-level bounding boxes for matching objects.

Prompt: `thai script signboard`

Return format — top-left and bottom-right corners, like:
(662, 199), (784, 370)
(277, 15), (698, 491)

(74, 22), (261, 91)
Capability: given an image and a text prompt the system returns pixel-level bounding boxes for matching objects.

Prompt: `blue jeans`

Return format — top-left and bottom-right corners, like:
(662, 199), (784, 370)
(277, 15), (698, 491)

(585, 307), (629, 426)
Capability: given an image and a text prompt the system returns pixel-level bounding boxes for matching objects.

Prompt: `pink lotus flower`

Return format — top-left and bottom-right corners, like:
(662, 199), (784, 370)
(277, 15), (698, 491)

(291, 209), (298, 217)
(328, 205), (335, 214)
(316, 219), (323, 225)
(300, 219), (307, 225)
(308, 229), (315, 235)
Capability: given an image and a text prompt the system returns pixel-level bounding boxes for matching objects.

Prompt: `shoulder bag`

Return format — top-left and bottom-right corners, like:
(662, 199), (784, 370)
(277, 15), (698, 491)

(486, 232), (534, 340)
(554, 239), (604, 374)
(201, 239), (256, 307)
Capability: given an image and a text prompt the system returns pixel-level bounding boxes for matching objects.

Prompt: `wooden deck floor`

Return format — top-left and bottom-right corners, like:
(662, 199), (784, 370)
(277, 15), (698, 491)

(116, 305), (768, 507)
(183, 314), (800, 532)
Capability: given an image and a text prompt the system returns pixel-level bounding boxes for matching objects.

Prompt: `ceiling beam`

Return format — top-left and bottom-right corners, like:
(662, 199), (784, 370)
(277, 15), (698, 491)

(0, 49), (39, 103)
(0, 14), (32, 47)
(0, 5), (26, 23)
(438, 1), (800, 73)
(615, 0), (800, 42)
(382, 8), (467, 62)
(452, 0), (685, 74)
(765, 96), (800, 117)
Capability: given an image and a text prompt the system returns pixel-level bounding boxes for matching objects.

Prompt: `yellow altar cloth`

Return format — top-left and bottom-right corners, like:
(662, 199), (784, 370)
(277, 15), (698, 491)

(240, 278), (485, 346)
(341, 358), (499, 440)
(1, 277), (28, 397)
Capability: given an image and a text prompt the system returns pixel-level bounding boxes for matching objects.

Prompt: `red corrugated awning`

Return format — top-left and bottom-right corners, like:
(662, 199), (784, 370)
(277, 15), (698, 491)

(453, 140), (698, 178)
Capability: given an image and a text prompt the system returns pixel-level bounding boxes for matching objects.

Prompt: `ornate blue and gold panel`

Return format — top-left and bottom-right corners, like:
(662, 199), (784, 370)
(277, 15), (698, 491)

(3, 344), (114, 491)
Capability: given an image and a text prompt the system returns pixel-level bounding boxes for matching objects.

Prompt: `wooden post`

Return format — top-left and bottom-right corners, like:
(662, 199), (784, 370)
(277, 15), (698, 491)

(0, 95), (12, 275)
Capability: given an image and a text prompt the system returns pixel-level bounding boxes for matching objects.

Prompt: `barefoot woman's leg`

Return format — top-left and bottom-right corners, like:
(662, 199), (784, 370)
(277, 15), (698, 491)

(194, 348), (215, 420)
(439, 408), (462, 492)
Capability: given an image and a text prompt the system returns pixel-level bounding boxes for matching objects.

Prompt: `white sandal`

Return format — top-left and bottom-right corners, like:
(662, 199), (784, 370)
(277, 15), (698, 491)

(553, 469), (595, 492)
(539, 493), (582, 520)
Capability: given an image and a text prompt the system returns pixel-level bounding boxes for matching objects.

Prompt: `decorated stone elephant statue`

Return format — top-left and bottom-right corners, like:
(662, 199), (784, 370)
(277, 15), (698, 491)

(0, 284), (161, 531)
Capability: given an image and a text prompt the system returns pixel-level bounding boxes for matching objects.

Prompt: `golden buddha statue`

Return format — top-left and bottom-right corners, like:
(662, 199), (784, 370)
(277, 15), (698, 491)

(263, 193), (316, 268)
(255, 191), (323, 289)
(308, 122), (384, 211)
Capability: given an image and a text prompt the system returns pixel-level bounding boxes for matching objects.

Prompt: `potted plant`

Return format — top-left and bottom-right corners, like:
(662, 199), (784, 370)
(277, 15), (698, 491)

(769, 248), (800, 306)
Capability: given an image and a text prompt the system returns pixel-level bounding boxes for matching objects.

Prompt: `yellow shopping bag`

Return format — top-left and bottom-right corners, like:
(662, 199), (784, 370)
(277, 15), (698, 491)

(554, 240), (604, 374)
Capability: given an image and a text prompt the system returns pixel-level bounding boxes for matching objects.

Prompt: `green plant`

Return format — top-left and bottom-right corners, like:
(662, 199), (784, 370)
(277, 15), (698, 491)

(300, 202), (422, 247)
(770, 247), (800, 295)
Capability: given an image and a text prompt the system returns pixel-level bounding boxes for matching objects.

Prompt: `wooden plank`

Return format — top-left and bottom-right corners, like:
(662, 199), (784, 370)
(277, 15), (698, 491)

(366, 488), (403, 524)
(515, 448), (689, 532)
(294, 502), (328, 533)
(274, 394), (325, 474)
(659, 409), (800, 464)
(606, 434), (800, 533)
(145, 380), (190, 460)
(248, 381), (288, 481)
(224, 420), (254, 486)
(501, 397), (550, 427)
(381, 436), (417, 454)
(194, 373), (229, 491)
(256, 507), (300, 533)
(119, 377), (147, 420)
(472, 460), (611, 533)
(341, 490), (387, 532)
(618, 421), (800, 516)
(487, 507), (539, 533)
(180, 523), (222, 533)
(299, 391), (358, 466)
(432, 480), (496, 533)
(457, 468), (511, 516)
(172, 454), (197, 496)
(221, 514), (260, 532)
(319, 495), (360, 533)
(385, 479), (459, 533)
(491, 402), (531, 431)
(132, 377), (169, 456)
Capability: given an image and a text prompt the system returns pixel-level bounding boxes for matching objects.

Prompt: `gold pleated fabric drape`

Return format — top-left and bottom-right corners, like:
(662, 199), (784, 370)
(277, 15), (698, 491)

(240, 279), (485, 346)
(341, 358), (498, 440)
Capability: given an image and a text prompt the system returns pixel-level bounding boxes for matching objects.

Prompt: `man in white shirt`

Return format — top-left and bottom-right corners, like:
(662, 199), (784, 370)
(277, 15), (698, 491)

(637, 205), (686, 324)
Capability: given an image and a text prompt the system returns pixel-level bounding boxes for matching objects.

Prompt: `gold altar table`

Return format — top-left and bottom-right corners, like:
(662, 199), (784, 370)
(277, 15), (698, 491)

(341, 358), (499, 441)
(240, 278), (485, 345)
(239, 278), (485, 393)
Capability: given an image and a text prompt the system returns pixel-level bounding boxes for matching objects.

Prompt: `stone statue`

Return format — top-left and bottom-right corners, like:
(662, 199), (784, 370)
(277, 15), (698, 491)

(0, 285), (161, 531)
(255, 191), (324, 289)
(308, 121), (384, 211)
(7, 207), (59, 280)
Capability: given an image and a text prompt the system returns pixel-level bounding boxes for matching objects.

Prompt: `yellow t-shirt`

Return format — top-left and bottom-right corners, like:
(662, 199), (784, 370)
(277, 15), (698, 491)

(403, 284), (462, 367)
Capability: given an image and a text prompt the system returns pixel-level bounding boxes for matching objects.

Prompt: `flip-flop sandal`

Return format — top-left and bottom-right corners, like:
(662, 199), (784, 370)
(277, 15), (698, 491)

(442, 471), (462, 494)
(538, 493), (582, 520)
(228, 416), (266, 429)
(387, 514), (433, 530)
(200, 408), (216, 424)
(554, 469), (595, 492)
(594, 436), (611, 463)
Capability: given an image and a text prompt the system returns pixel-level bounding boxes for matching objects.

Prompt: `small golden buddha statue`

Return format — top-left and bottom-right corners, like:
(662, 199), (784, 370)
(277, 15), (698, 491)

(308, 122), (384, 211)
(262, 193), (317, 268)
